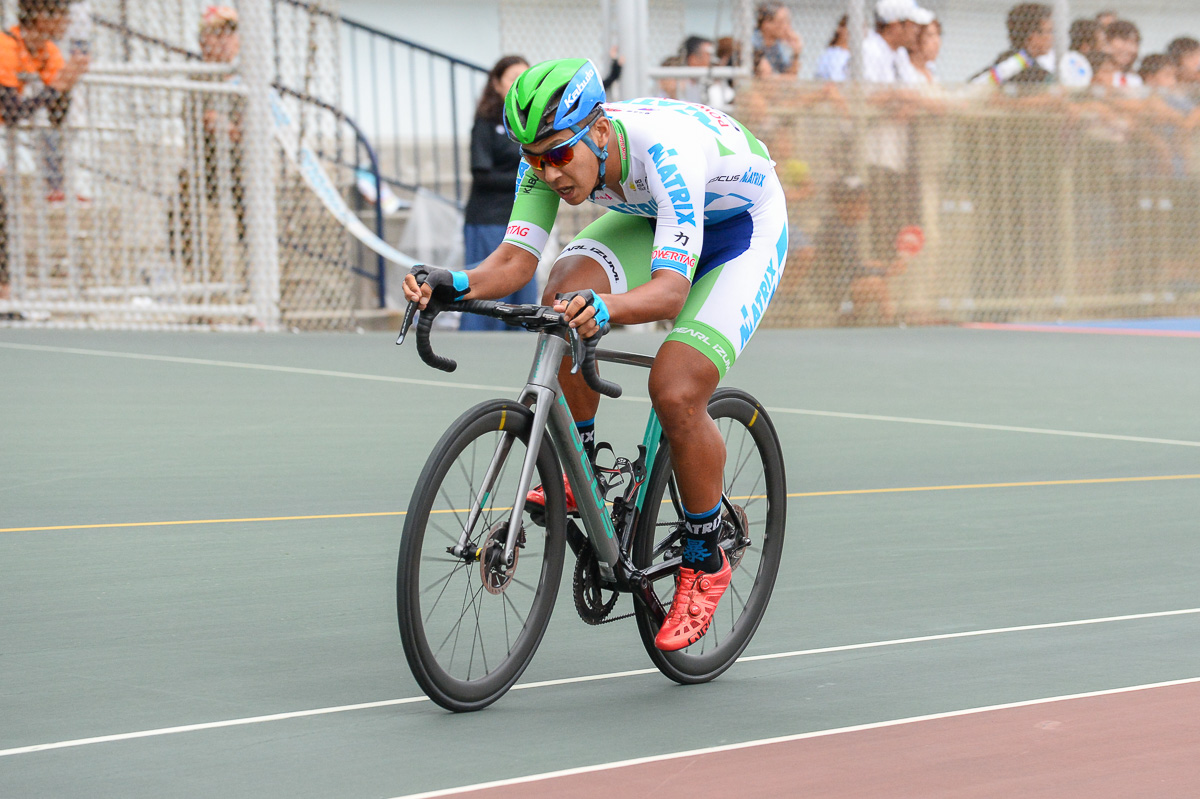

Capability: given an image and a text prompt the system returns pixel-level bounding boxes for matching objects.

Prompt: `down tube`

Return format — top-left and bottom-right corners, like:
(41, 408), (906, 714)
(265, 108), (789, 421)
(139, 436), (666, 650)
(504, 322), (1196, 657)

(547, 394), (621, 572)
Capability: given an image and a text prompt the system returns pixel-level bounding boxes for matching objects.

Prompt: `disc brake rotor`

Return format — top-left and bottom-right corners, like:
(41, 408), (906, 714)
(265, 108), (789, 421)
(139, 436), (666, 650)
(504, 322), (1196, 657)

(479, 520), (522, 595)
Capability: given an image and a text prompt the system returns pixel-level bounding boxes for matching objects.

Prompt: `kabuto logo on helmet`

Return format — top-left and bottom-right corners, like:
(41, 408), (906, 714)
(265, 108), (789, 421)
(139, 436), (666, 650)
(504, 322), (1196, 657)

(562, 66), (595, 110)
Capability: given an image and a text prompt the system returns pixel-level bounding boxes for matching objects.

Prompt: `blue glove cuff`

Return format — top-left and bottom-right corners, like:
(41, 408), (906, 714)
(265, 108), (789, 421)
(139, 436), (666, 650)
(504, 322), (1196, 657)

(450, 270), (470, 294)
(590, 293), (611, 328)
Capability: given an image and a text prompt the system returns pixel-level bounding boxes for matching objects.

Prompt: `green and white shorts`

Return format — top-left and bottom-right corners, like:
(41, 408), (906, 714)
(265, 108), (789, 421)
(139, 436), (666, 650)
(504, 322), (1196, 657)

(554, 182), (788, 378)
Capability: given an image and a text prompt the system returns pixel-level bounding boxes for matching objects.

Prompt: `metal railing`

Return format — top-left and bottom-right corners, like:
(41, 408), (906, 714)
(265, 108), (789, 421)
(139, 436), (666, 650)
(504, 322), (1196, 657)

(82, 9), (390, 308)
(337, 12), (489, 208)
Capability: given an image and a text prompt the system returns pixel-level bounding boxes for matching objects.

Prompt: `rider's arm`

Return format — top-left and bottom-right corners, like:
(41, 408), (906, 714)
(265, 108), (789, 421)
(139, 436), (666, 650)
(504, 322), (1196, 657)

(562, 141), (706, 333)
(403, 162), (558, 308)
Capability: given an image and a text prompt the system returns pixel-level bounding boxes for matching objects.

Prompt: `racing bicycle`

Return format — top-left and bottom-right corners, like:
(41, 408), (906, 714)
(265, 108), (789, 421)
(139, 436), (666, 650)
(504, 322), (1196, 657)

(395, 297), (787, 711)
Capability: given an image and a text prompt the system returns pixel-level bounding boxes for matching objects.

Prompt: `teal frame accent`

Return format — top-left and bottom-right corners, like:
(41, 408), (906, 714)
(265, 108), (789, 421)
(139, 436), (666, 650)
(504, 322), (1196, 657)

(635, 409), (663, 511)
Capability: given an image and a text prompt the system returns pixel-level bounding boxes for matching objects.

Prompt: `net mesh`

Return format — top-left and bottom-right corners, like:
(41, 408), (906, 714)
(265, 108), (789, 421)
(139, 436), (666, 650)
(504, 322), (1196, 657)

(1, 0), (361, 330)
(733, 1), (1200, 327)
(4, 0), (1200, 329)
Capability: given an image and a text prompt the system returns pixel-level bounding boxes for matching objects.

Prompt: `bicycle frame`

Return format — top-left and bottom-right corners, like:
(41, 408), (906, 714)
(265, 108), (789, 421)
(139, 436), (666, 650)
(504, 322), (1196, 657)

(446, 331), (661, 587)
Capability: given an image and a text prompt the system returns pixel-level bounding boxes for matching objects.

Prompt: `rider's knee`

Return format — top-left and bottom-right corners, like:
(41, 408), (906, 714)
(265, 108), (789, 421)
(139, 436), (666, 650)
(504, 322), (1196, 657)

(648, 373), (708, 427)
(542, 255), (610, 305)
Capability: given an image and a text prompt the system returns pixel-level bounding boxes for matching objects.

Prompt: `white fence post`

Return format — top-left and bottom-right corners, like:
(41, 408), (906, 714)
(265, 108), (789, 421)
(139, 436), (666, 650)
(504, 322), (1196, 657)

(240, 0), (280, 330)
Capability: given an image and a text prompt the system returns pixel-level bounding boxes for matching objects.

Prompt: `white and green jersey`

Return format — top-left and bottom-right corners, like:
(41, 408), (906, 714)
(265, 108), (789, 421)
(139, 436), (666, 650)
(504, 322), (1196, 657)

(502, 98), (788, 379)
(503, 97), (777, 282)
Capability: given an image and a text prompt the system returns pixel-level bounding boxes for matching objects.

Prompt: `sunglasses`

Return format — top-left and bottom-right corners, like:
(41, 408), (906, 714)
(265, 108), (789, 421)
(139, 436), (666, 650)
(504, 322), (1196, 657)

(521, 125), (592, 171)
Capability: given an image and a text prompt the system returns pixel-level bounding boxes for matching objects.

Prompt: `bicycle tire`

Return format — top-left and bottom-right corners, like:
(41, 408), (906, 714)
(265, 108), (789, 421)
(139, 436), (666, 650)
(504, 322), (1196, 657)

(397, 399), (567, 711)
(632, 388), (787, 684)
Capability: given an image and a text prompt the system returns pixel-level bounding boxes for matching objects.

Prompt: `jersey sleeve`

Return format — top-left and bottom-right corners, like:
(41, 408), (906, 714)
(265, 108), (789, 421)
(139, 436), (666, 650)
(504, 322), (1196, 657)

(645, 141), (704, 282)
(501, 161), (560, 259)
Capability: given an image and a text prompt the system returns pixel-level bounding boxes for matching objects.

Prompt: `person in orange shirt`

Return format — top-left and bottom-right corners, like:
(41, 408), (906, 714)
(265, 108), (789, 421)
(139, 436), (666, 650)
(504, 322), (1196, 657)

(1, 0), (89, 299)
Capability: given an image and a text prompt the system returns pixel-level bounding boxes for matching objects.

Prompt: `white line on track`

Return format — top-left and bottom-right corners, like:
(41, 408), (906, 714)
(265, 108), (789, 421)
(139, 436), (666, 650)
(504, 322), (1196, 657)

(763, 406), (1200, 448)
(3, 341), (1199, 447)
(386, 675), (1200, 799)
(2, 605), (1198, 759)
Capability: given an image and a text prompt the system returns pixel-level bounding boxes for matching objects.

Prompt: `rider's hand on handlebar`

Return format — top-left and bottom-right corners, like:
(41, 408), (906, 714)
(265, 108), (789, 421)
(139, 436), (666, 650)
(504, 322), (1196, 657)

(554, 290), (611, 339)
(404, 265), (469, 310)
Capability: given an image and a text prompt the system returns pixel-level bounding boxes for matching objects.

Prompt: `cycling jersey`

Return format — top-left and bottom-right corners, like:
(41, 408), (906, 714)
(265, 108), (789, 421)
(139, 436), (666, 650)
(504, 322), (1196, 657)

(505, 98), (778, 273)
(502, 97), (787, 378)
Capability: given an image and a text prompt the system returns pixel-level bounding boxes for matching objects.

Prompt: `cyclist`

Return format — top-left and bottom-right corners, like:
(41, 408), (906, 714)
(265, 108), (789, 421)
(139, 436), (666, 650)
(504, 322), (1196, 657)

(403, 58), (787, 651)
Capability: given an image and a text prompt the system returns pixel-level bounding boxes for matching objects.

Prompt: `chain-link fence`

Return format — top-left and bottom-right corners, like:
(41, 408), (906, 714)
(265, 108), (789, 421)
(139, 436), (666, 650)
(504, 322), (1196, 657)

(498, 0), (1200, 326)
(5, 0), (1200, 328)
(1, 0), (364, 329)
(727, 1), (1200, 326)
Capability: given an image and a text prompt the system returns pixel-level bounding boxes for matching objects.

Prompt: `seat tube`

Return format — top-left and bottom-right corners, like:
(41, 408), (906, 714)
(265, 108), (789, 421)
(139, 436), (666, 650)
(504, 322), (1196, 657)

(548, 394), (621, 576)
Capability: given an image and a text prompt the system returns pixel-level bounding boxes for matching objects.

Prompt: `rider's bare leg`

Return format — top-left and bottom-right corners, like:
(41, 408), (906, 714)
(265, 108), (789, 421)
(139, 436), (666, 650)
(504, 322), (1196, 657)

(541, 255), (610, 424)
(646, 341), (724, 515)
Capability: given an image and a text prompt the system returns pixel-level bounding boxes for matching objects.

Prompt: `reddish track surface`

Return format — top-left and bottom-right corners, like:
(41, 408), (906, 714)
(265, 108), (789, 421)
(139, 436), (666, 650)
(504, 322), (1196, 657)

(425, 681), (1200, 798)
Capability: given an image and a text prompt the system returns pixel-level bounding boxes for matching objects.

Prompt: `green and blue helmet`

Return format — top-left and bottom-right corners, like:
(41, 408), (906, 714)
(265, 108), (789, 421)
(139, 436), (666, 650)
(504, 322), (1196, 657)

(502, 58), (607, 145)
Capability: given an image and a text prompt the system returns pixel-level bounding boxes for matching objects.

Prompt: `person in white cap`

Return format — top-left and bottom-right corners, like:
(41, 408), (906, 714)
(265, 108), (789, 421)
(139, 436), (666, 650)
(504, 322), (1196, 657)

(863, 0), (933, 84)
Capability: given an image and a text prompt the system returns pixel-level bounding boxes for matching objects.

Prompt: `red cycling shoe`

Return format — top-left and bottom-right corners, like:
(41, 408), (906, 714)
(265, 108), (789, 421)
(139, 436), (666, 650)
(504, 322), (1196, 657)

(525, 474), (576, 516)
(654, 549), (731, 651)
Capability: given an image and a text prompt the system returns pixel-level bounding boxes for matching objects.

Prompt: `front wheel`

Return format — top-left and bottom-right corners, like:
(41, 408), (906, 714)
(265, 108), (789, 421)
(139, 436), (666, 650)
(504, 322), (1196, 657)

(632, 388), (787, 684)
(397, 399), (567, 711)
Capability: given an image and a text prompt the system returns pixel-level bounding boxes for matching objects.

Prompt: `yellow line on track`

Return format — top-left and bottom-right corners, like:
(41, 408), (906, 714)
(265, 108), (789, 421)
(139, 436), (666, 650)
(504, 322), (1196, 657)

(3, 474), (1197, 533)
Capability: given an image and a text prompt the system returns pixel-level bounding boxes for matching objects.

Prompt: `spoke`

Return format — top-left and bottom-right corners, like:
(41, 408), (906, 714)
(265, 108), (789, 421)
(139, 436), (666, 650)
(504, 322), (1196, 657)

(434, 575), (478, 662)
(725, 420), (750, 490)
(729, 581), (746, 612)
(739, 471), (766, 512)
(437, 482), (468, 538)
(726, 429), (759, 493)
(502, 588), (513, 654)
(482, 440), (513, 530)
(422, 561), (469, 621)
(440, 575), (474, 668)
(503, 590), (528, 632)
(469, 580), (489, 679)
(428, 520), (462, 546)
(509, 575), (540, 594)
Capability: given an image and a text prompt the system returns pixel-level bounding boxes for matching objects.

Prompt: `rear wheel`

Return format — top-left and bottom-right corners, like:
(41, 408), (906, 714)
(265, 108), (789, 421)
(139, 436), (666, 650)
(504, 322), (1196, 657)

(397, 399), (566, 711)
(632, 388), (787, 683)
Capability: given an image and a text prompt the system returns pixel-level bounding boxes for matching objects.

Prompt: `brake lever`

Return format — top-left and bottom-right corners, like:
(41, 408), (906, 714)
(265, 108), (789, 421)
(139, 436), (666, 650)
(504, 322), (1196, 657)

(395, 299), (418, 345)
(567, 322), (586, 375)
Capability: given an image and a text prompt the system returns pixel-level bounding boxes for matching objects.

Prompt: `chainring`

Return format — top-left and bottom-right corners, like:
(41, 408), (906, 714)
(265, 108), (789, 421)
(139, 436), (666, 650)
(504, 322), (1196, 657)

(572, 544), (621, 625)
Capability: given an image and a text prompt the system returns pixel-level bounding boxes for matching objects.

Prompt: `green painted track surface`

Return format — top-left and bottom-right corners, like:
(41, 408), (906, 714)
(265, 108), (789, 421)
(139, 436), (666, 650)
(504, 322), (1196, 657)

(2, 327), (1197, 798)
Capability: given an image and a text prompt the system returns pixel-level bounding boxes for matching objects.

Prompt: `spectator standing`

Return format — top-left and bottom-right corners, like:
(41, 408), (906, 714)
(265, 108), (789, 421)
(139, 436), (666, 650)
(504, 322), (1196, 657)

(673, 35), (713, 104)
(1167, 37), (1200, 87)
(1104, 20), (1142, 88)
(172, 6), (245, 270)
(1059, 18), (1102, 89)
(861, 0), (931, 261)
(815, 15), (850, 82)
(903, 18), (942, 84)
(706, 37), (739, 109)
(971, 3), (1054, 86)
(42, 0), (91, 201)
(460, 55), (533, 332)
(864, 0), (931, 84)
(753, 2), (803, 78)
(1, 0), (89, 300)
